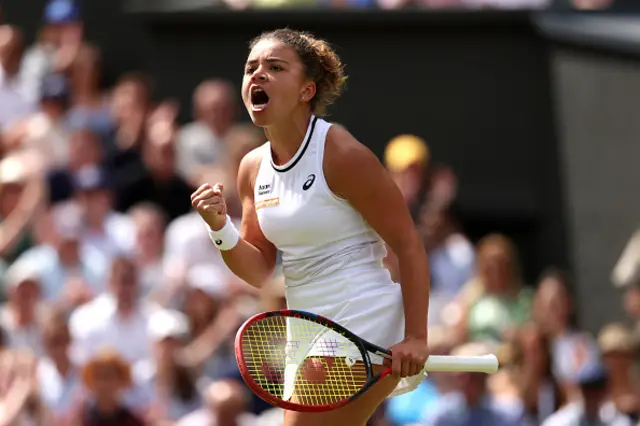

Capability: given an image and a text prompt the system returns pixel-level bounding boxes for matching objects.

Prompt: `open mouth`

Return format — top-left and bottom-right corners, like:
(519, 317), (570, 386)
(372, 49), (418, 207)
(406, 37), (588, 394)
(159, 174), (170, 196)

(250, 86), (269, 111)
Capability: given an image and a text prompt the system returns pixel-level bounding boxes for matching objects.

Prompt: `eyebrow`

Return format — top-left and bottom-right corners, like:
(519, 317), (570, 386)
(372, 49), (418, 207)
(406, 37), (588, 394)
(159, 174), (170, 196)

(246, 57), (290, 66)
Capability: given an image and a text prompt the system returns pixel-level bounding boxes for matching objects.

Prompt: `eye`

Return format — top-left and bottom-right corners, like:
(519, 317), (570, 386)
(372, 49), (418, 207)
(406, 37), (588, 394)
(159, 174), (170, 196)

(270, 65), (282, 72)
(244, 66), (255, 75)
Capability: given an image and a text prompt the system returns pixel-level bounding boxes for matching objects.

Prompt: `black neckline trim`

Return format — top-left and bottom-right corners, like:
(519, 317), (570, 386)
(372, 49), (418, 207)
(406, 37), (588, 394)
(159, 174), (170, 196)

(270, 116), (318, 173)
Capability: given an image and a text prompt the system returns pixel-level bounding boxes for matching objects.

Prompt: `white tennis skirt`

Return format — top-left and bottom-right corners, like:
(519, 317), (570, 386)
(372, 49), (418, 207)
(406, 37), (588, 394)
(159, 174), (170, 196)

(283, 268), (424, 399)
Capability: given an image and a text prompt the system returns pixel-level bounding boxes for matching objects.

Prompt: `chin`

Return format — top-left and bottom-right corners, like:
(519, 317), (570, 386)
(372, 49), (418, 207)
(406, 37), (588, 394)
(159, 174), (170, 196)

(248, 110), (273, 128)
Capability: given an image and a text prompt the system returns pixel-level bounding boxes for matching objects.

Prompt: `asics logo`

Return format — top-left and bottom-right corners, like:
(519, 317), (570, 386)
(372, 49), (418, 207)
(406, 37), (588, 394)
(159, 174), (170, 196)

(303, 174), (316, 191)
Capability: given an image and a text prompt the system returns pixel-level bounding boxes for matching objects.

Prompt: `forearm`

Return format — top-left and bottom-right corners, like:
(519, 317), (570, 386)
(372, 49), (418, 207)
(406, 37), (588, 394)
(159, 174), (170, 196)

(220, 239), (275, 288)
(397, 244), (430, 339)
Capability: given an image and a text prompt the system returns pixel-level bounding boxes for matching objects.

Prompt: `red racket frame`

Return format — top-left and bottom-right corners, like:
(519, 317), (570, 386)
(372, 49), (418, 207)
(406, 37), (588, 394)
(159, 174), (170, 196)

(234, 309), (391, 412)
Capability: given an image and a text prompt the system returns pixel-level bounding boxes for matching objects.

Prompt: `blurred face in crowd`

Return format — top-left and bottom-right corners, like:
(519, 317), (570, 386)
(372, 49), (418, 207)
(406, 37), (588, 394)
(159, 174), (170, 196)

(43, 321), (71, 362)
(111, 77), (150, 122)
(0, 26), (24, 76)
(10, 279), (40, 315)
(453, 372), (486, 405)
(183, 288), (218, 326)
(77, 188), (112, 226)
(242, 39), (313, 128)
(56, 236), (80, 266)
(389, 164), (424, 205)
(41, 20), (83, 47)
(109, 258), (139, 309)
(534, 275), (572, 335)
(206, 380), (249, 426)
(477, 239), (515, 294)
(194, 81), (237, 136)
(0, 183), (25, 217)
(131, 209), (165, 261)
(68, 129), (102, 171)
(90, 364), (126, 402)
(143, 138), (176, 180)
(418, 207), (450, 250)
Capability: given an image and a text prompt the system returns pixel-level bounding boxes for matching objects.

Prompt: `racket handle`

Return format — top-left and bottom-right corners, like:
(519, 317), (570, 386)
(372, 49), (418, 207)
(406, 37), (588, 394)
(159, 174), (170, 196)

(424, 355), (499, 374)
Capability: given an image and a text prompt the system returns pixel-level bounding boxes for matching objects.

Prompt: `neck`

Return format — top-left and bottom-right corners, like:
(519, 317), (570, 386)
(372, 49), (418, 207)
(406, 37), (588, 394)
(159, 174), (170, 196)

(265, 110), (311, 165)
(53, 356), (71, 376)
(117, 302), (136, 318)
(95, 396), (119, 414)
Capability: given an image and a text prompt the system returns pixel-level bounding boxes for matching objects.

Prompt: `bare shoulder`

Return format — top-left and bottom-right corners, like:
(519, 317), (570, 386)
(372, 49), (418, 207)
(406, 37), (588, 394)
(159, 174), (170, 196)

(237, 143), (269, 198)
(324, 124), (383, 198)
(324, 124), (380, 168)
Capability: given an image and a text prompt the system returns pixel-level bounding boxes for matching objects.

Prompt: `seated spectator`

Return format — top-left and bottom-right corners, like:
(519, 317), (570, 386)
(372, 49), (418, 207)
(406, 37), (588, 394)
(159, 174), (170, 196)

(128, 202), (167, 299)
(533, 268), (600, 403)
(66, 43), (115, 148)
(541, 362), (634, 426)
(420, 341), (525, 426)
(15, 201), (106, 305)
(134, 309), (202, 423)
(115, 101), (194, 221)
(73, 165), (135, 267)
(75, 349), (145, 426)
(453, 234), (533, 343)
(177, 79), (237, 185)
(176, 379), (256, 426)
(109, 72), (152, 156)
(48, 127), (104, 204)
(37, 308), (83, 423)
(0, 259), (48, 356)
(598, 323), (640, 418)
(69, 256), (157, 365)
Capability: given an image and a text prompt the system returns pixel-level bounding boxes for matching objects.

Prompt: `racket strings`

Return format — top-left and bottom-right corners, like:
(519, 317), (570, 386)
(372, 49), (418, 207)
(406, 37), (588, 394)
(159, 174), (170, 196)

(240, 315), (369, 406)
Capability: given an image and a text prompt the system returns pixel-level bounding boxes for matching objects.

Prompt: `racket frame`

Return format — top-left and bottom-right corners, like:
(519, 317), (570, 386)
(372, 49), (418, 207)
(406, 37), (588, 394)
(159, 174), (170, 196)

(235, 309), (388, 412)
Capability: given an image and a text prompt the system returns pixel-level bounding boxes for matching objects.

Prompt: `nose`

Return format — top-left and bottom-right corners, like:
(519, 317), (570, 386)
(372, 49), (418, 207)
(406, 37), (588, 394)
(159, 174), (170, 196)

(250, 68), (268, 83)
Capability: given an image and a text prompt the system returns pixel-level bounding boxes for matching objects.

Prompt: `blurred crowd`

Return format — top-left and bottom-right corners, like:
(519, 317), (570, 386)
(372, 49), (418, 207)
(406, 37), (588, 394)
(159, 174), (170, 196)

(0, 0), (637, 426)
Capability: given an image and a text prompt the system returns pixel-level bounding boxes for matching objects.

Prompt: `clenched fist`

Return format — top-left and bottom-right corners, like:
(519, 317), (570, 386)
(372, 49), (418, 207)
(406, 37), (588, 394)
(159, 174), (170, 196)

(191, 183), (227, 230)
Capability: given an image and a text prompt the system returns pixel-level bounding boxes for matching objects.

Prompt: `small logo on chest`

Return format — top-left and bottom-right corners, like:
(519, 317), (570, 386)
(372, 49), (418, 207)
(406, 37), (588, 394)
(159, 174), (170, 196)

(258, 184), (272, 196)
(303, 174), (316, 191)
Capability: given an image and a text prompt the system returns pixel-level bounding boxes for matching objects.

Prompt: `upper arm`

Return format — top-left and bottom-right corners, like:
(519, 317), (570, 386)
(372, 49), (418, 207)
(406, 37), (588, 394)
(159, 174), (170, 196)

(237, 148), (278, 267)
(323, 126), (422, 256)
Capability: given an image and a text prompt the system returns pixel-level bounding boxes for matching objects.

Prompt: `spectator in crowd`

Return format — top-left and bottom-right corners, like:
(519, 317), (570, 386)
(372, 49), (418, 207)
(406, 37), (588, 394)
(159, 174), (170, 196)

(0, 25), (33, 133)
(533, 268), (600, 403)
(177, 79), (237, 185)
(37, 308), (83, 423)
(128, 202), (167, 299)
(73, 165), (135, 266)
(453, 234), (533, 344)
(0, 259), (47, 357)
(116, 101), (193, 221)
(176, 379), (256, 426)
(598, 323), (640, 418)
(15, 201), (104, 307)
(19, 0), (83, 104)
(76, 349), (145, 426)
(69, 256), (156, 365)
(541, 361), (634, 426)
(66, 43), (115, 147)
(135, 309), (203, 424)
(109, 73), (152, 157)
(0, 348), (46, 425)
(3, 73), (71, 169)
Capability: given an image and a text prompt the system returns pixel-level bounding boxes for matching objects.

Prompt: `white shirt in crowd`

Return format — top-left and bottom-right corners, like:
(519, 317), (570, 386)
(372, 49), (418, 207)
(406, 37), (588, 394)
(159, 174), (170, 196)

(541, 401), (634, 426)
(37, 357), (82, 419)
(69, 293), (158, 365)
(0, 65), (35, 131)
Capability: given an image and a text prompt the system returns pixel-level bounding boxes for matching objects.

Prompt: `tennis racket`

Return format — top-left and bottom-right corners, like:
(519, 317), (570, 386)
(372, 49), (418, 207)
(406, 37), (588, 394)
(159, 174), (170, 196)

(235, 309), (499, 412)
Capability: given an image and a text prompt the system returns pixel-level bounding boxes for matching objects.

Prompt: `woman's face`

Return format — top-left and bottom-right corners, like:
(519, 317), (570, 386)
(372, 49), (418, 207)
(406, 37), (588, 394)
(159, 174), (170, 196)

(91, 365), (123, 398)
(241, 39), (313, 127)
(534, 277), (571, 333)
(479, 246), (512, 293)
(183, 288), (217, 323)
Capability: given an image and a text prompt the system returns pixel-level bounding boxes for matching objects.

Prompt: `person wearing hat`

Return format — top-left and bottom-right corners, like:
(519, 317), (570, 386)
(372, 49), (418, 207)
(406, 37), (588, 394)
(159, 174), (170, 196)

(77, 348), (144, 426)
(18, 0), (83, 104)
(598, 323), (640, 419)
(541, 361), (634, 426)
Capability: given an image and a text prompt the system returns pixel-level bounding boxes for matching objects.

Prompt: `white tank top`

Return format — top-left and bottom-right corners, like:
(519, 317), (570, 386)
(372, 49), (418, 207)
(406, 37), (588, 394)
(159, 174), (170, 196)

(253, 116), (389, 290)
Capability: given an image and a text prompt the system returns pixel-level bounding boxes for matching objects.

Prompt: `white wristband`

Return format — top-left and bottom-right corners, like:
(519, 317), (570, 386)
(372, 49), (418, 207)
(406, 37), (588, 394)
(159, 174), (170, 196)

(207, 216), (240, 251)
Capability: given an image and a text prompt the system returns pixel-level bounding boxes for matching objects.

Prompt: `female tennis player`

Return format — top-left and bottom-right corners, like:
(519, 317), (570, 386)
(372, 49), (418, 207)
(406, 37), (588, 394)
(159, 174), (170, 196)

(191, 29), (430, 426)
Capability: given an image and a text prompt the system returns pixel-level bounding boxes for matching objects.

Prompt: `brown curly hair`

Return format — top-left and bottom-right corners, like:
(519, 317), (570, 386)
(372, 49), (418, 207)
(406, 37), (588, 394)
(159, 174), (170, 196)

(250, 29), (347, 117)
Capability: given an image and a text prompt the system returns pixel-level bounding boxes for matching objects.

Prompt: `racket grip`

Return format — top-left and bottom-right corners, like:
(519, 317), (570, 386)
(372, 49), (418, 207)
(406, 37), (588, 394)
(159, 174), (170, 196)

(424, 355), (499, 374)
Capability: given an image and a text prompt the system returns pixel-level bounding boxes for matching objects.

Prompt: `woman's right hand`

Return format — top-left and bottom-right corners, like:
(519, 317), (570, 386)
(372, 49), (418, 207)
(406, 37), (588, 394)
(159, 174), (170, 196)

(191, 183), (227, 231)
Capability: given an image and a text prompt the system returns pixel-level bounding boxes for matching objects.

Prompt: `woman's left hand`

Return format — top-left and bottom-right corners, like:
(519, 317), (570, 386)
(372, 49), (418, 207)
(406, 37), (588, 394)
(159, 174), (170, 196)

(386, 336), (429, 378)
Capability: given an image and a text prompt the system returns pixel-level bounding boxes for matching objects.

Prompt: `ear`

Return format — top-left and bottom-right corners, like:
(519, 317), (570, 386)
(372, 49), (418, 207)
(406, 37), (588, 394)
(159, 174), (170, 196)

(299, 82), (316, 103)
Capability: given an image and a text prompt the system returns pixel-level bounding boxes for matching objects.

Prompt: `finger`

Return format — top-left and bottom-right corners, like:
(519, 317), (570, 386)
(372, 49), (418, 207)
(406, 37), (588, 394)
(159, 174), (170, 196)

(213, 183), (224, 195)
(409, 360), (422, 377)
(197, 201), (224, 214)
(391, 352), (402, 378)
(190, 183), (213, 201)
(191, 188), (217, 205)
(401, 359), (411, 378)
(192, 193), (223, 209)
